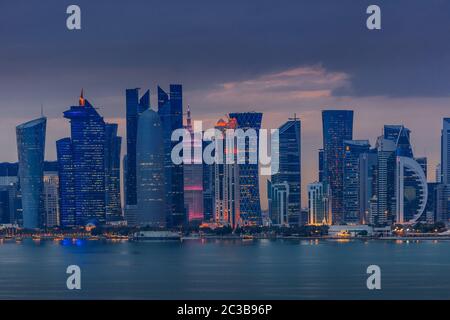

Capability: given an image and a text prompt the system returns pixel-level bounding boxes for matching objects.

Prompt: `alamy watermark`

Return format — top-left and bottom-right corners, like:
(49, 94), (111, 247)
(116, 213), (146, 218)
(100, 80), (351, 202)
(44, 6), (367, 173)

(170, 121), (279, 176)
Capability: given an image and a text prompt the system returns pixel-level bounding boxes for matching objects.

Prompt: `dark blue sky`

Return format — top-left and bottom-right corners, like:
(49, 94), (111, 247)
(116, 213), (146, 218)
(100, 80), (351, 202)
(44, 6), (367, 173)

(1, 0), (450, 204)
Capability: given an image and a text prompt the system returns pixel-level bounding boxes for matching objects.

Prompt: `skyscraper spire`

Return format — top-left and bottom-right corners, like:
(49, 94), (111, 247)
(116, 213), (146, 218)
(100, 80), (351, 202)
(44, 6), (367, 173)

(79, 88), (85, 106)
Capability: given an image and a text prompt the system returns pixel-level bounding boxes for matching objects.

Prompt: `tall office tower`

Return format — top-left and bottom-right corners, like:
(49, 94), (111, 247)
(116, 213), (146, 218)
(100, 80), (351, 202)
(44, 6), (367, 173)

(374, 136), (396, 226)
(395, 156), (428, 224)
(442, 118), (450, 184)
(359, 150), (378, 224)
(343, 140), (370, 224)
(268, 118), (301, 226)
(307, 182), (329, 225)
(135, 108), (166, 227)
(183, 106), (204, 225)
(56, 138), (76, 227)
(384, 125), (413, 157)
(16, 117), (46, 229)
(105, 123), (122, 221)
(267, 180), (289, 225)
(436, 184), (450, 223)
(318, 149), (324, 182)
(321, 110), (353, 225)
(43, 171), (59, 227)
(436, 163), (442, 183)
(228, 112), (263, 226)
(202, 139), (215, 223)
(415, 157), (427, 179)
(59, 92), (107, 226)
(158, 85), (185, 227)
(424, 183), (438, 224)
(213, 118), (241, 229)
(125, 88), (150, 207)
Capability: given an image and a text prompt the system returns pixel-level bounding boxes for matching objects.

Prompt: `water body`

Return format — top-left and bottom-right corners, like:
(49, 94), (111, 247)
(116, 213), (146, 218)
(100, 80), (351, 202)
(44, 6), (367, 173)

(0, 238), (449, 299)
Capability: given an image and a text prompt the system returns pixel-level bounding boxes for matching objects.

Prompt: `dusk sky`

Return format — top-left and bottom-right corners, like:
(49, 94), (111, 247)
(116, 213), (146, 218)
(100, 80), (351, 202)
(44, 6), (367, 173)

(1, 0), (450, 207)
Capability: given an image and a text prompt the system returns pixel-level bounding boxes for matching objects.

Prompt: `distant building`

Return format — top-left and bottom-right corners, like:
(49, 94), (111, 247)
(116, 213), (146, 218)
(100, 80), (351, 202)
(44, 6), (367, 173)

(16, 117), (46, 229)
(158, 85), (185, 227)
(307, 182), (329, 225)
(228, 112), (263, 226)
(183, 106), (204, 225)
(135, 108), (166, 227)
(43, 171), (59, 227)
(343, 140), (370, 224)
(268, 118), (301, 226)
(105, 123), (122, 221)
(441, 118), (450, 184)
(58, 91), (107, 226)
(395, 156), (428, 224)
(436, 163), (442, 183)
(124, 88), (150, 207)
(359, 150), (377, 224)
(202, 141), (215, 223)
(322, 110), (353, 225)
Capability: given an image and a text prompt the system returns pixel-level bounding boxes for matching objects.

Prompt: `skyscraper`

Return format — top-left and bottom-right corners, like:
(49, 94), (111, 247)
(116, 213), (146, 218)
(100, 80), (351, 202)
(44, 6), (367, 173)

(384, 125), (413, 158)
(105, 123), (122, 221)
(16, 117), (46, 229)
(228, 112), (263, 226)
(359, 149), (378, 225)
(268, 118), (301, 226)
(125, 88), (150, 207)
(307, 182), (329, 225)
(441, 118), (450, 184)
(135, 108), (166, 227)
(59, 92), (107, 226)
(56, 138), (76, 227)
(343, 140), (370, 224)
(158, 85), (185, 227)
(322, 110), (353, 225)
(43, 171), (59, 227)
(183, 106), (204, 225)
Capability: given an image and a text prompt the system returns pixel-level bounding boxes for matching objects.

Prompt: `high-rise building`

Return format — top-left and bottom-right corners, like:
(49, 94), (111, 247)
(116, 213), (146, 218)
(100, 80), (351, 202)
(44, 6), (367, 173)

(105, 123), (122, 221)
(436, 163), (442, 183)
(58, 92), (107, 226)
(442, 118), (450, 185)
(322, 110), (353, 225)
(373, 136), (396, 226)
(228, 112), (263, 226)
(125, 88), (150, 207)
(307, 182), (329, 225)
(395, 156), (428, 224)
(359, 150), (378, 225)
(343, 140), (370, 224)
(214, 118), (241, 229)
(384, 125), (413, 158)
(267, 180), (289, 226)
(318, 149), (324, 183)
(43, 171), (59, 227)
(56, 138), (76, 227)
(0, 163), (21, 225)
(183, 106), (204, 225)
(158, 85), (185, 227)
(269, 118), (301, 226)
(16, 117), (46, 229)
(135, 108), (166, 227)
(202, 140), (215, 223)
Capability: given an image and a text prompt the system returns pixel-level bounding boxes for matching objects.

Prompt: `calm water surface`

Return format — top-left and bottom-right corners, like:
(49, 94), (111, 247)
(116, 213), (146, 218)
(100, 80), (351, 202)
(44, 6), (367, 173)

(0, 238), (449, 299)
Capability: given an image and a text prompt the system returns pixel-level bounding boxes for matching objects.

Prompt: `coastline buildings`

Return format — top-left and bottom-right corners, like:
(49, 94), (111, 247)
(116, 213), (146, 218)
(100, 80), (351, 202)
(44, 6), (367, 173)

(307, 182), (329, 225)
(158, 85), (185, 228)
(16, 117), (46, 229)
(228, 112), (263, 226)
(135, 108), (166, 227)
(322, 110), (353, 225)
(43, 171), (59, 227)
(268, 118), (301, 226)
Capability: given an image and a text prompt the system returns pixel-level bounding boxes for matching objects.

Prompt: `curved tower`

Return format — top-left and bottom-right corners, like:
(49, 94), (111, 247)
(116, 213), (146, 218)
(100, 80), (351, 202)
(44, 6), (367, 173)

(136, 108), (166, 227)
(16, 117), (47, 229)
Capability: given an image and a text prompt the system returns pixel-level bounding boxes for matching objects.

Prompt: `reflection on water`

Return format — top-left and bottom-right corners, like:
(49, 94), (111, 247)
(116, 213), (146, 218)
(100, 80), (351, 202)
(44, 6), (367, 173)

(0, 239), (449, 299)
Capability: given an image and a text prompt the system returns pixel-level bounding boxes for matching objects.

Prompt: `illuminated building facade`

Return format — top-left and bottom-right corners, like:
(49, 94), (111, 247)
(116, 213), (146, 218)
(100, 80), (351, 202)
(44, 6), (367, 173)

(105, 123), (122, 221)
(43, 171), (59, 227)
(307, 182), (329, 225)
(322, 110), (353, 225)
(158, 85), (185, 227)
(228, 112), (263, 226)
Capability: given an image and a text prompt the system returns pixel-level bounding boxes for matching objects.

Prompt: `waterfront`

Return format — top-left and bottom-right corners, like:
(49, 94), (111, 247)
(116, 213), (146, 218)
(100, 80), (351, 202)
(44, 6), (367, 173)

(0, 239), (449, 299)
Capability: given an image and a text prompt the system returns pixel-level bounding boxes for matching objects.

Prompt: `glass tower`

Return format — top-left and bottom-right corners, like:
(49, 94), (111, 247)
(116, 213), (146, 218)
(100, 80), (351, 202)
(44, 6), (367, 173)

(322, 110), (353, 225)
(16, 117), (46, 229)
(105, 123), (122, 221)
(228, 112), (263, 226)
(158, 85), (185, 228)
(59, 92), (107, 226)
